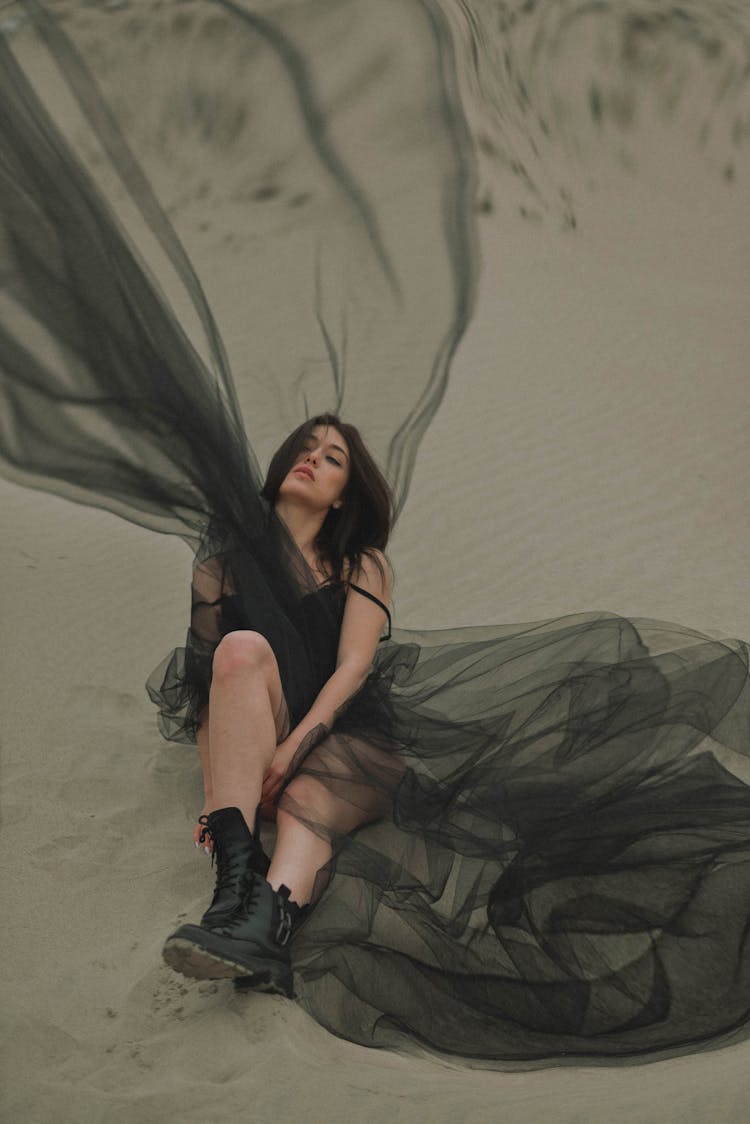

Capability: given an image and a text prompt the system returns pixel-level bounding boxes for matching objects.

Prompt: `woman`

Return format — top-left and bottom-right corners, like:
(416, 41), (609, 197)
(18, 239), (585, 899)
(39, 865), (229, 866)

(161, 414), (396, 997)
(151, 412), (750, 1059)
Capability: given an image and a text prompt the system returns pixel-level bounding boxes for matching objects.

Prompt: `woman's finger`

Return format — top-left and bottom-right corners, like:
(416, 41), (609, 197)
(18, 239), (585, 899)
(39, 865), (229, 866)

(193, 821), (213, 855)
(262, 775), (283, 803)
(262, 766), (283, 794)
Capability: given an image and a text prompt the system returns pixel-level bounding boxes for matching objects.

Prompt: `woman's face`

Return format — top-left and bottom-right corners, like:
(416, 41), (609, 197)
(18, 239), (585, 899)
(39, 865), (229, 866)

(278, 425), (350, 512)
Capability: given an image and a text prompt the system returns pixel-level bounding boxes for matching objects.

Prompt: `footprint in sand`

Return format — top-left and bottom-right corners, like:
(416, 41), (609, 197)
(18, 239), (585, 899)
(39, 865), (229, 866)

(68, 684), (145, 721)
(125, 960), (222, 1026)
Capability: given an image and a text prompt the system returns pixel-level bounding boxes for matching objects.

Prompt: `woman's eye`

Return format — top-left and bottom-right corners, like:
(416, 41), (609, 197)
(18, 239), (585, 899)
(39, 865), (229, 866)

(326, 455), (342, 466)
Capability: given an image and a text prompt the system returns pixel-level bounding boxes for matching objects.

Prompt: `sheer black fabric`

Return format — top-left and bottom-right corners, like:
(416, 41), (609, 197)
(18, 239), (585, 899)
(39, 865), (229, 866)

(2, 0), (750, 1064)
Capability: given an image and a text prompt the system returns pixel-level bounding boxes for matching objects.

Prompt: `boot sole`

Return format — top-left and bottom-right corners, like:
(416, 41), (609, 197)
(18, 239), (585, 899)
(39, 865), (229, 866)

(162, 928), (293, 997)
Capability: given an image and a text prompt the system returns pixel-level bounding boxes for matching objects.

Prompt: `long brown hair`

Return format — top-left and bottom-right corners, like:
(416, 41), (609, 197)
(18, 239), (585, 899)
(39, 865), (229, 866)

(261, 413), (392, 582)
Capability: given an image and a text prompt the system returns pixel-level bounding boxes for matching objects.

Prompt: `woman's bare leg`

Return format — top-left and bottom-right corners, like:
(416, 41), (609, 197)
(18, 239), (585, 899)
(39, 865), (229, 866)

(193, 632), (331, 904)
(269, 735), (403, 905)
(197, 657), (400, 905)
(201, 630), (286, 831)
(268, 809), (333, 905)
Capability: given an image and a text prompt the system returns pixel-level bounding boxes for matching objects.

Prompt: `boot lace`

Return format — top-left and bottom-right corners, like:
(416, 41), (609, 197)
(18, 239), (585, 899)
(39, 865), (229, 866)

(200, 817), (250, 902)
(220, 877), (293, 947)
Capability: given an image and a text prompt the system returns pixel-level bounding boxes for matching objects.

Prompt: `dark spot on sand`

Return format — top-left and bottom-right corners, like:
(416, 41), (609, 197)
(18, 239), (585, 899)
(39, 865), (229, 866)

(478, 134), (498, 158)
(253, 184), (281, 202)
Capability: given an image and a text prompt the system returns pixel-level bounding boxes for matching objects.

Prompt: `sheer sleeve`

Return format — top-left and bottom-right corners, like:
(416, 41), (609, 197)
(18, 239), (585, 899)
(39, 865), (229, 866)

(190, 555), (234, 649)
(146, 554), (232, 743)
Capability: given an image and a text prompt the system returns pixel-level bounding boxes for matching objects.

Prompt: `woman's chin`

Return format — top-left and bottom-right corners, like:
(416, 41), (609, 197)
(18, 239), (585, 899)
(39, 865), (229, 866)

(278, 479), (315, 502)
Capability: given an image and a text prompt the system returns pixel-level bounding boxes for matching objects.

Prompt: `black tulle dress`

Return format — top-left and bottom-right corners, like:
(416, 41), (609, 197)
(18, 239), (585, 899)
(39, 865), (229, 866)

(145, 514), (750, 1060)
(3, 1), (750, 1065)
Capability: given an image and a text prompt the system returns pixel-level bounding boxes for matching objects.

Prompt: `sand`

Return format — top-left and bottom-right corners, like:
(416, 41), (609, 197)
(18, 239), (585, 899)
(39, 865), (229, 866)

(2, 3), (750, 1121)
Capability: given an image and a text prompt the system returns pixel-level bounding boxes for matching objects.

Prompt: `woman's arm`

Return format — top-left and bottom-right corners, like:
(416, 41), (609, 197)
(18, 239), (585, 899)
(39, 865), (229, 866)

(260, 551), (391, 804)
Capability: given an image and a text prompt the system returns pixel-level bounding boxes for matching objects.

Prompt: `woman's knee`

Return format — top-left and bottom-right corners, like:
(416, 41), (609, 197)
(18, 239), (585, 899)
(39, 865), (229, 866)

(212, 630), (275, 681)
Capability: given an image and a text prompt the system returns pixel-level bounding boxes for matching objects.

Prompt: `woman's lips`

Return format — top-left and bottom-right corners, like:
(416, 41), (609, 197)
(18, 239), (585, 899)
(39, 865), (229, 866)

(294, 466), (314, 480)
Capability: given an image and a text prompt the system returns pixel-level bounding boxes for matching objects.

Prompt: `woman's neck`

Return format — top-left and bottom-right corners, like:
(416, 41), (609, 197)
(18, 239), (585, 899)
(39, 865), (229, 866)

(274, 497), (326, 560)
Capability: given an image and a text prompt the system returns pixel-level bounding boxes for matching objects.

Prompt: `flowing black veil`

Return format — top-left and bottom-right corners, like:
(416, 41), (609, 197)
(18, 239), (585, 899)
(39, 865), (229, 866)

(0, 0), (478, 525)
(2, 0), (750, 1063)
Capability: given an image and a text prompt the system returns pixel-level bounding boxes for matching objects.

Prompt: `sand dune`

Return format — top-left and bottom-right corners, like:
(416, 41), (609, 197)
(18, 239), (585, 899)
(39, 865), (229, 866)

(2, 0), (750, 1119)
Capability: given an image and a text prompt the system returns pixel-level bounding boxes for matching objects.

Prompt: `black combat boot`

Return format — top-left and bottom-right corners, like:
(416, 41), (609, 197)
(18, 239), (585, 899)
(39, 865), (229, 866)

(196, 805), (270, 928)
(233, 898), (308, 994)
(162, 806), (294, 996)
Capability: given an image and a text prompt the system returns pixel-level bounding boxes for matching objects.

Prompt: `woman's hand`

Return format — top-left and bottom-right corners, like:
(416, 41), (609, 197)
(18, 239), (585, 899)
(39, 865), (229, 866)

(260, 737), (300, 806)
(193, 818), (213, 854)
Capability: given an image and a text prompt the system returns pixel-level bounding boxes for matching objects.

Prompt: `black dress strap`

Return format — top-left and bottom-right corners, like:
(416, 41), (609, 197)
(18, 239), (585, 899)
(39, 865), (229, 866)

(347, 582), (392, 641)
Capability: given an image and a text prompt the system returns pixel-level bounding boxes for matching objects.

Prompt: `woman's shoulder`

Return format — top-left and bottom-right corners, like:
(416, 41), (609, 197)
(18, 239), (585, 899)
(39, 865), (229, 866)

(346, 549), (391, 600)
